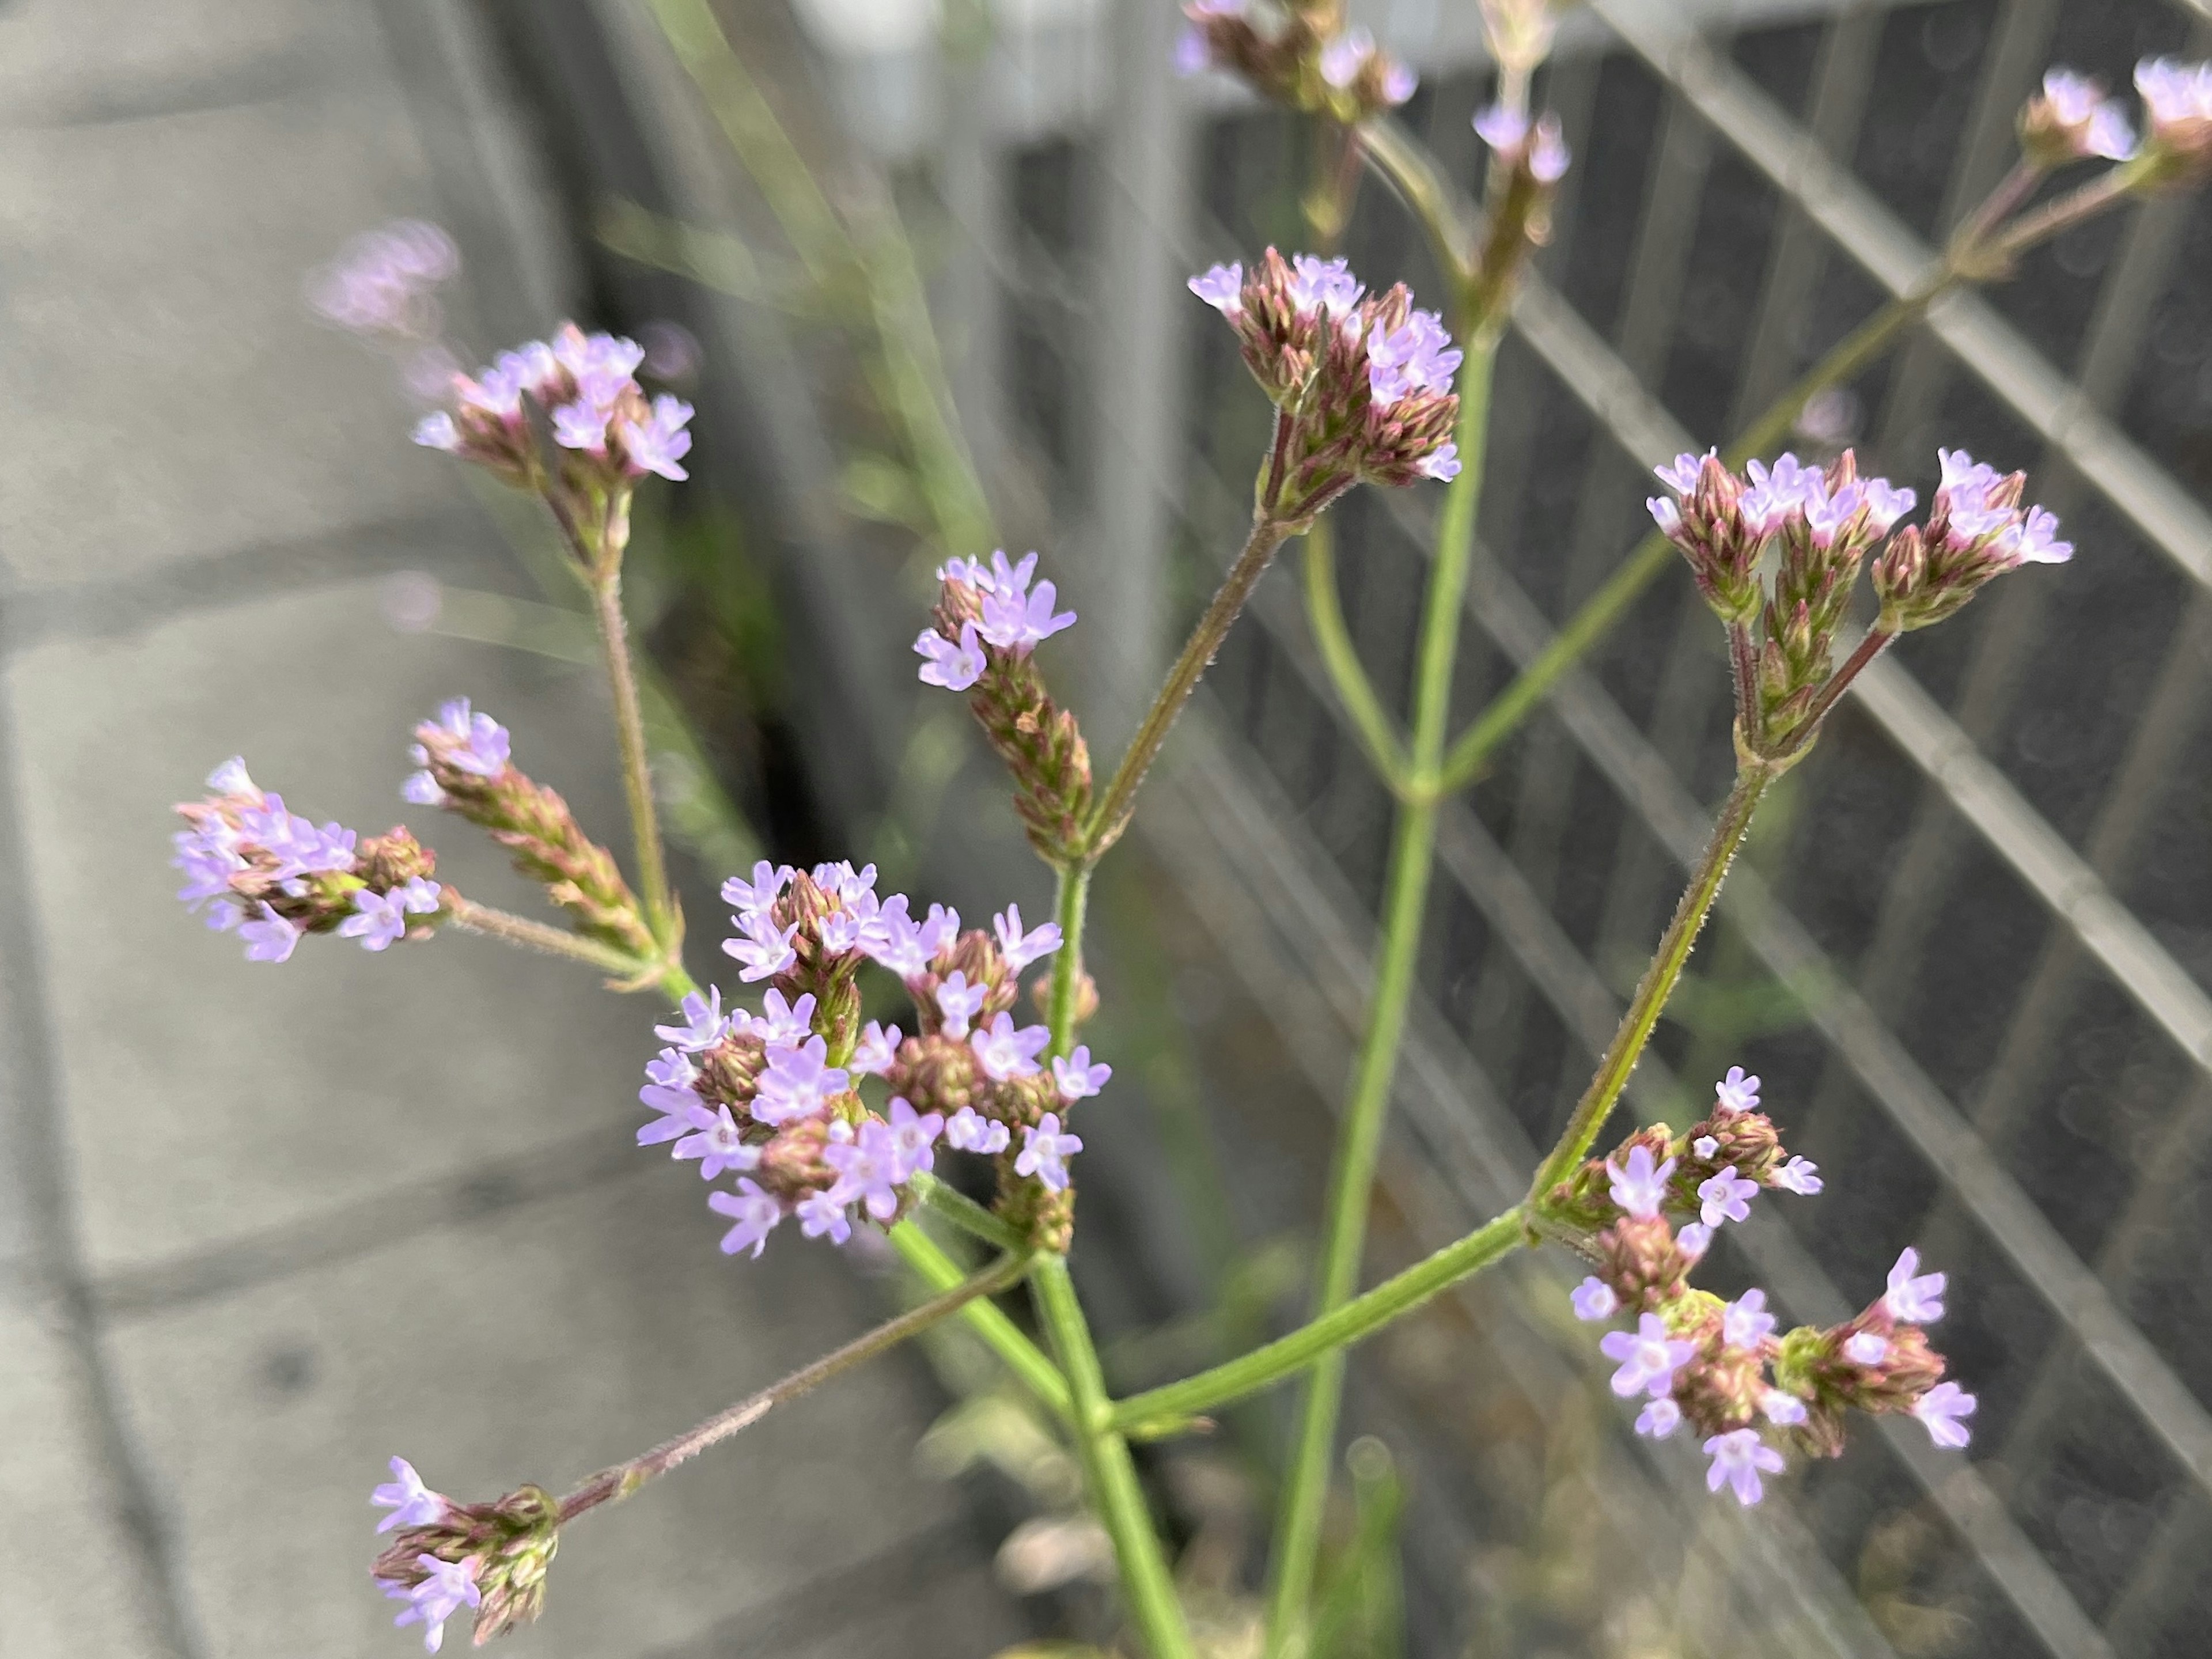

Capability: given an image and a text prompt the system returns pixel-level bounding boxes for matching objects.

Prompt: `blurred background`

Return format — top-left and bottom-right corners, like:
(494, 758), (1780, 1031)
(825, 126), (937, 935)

(5, 0), (2211, 1656)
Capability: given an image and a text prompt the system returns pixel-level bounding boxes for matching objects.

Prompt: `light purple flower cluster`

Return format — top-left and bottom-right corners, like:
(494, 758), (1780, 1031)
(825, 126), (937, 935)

(2021, 69), (2139, 165)
(403, 698), (510, 805)
(1562, 1068), (1974, 1506)
(308, 220), (460, 340)
(1472, 103), (1571, 182)
(172, 757), (442, 961)
(1317, 26), (1416, 106)
(636, 859), (1102, 1259)
(412, 322), (694, 486)
(1174, 5), (1415, 120)
(2137, 57), (2212, 162)
(913, 551), (1078, 692)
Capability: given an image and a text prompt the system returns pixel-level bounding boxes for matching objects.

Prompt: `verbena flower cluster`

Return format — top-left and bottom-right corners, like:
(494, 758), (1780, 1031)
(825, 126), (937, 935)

(1175, 2), (1415, 121)
(1558, 1070), (1974, 1505)
(1190, 249), (1464, 509)
(371, 1459), (556, 1653)
(2135, 56), (2212, 180)
(638, 861), (1109, 1260)
(2019, 69), (2138, 166)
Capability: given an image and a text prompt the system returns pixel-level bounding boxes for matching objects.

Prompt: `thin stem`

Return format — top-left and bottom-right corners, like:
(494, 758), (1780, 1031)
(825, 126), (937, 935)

(1111, 1209), (1525, 1433)
(1046, 863), (1092, 1054)
(1086, 515), (1294, 855)
(1032, 1255), (1197, 1659)
(1301, 520), (1412, 786)
(1526, 763), (1778, 1206)
(889, 1223), (1072, 1421)
(1949, 158), (2045, 255)
(1728, 621), (1760, 730)
(1987, 157), (2152, 266)
(556, 1249), (1032, 1523)
(912, 1171), (1025, 1253)
(441, 893), (668, 986)
(1264, 339), (1497, 1659)
(1785, 626), (1895, 750)
(588, 566), (677, 950)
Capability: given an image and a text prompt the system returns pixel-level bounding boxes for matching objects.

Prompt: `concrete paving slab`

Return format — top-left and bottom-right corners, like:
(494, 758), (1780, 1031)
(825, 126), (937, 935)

(0, 88), (468, 586)
(7, 575), (676, 1280)
(104, 1171), (981, 1658)
(0, 1296), (171, 1659)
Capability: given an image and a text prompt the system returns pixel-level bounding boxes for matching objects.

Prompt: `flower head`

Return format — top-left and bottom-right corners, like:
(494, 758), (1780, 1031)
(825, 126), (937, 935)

(655, 988), (730, 1052)
(824, 1119), (906, 1221)
(1570, 1277), (1618, 1321)
(674, 1105), (760, 1180)
(1698, 1168), (1759, 1228)
(1722, 1288), (1777, 1350)
(372, 1457), (449, 1533)
(308, 220), (459, 339)
(1599, 1312), (1698, 1399)
(852, 1020), (903, 1077)
(1052, 1046), (1112, 1102)
(619, 394), (695, 480)
(971, 1012), (1051, 1082)
(994, 904), (1063, 972)
(934, 971), (988, 1039)
(386, 1553), (481, 1653)
(1771, 1155), (1823, 1195)
(2021, 69), (2139, 165)
(945, 1105), (1012, 1154)
(709, 1180), (782, 1258)
(915, 621), (987, 692)
(1016, 1113), (1084, 1192)
(1885, 1247), (1946, 1324)
(1607, 1143), (1676, 1221)
(1913, 1381), (1977, 1449)
(1635, 1397), (1681, 1439)
(885, 1097), (944, 1180)
(752, 1036), (850, 1126)
(1703, 1429), (1786, 1505)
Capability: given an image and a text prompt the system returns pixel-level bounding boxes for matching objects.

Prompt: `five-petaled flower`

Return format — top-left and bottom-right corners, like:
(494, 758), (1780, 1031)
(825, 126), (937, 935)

(1599, 1313), (1698, 1399)
(1703, 1429), (1786, 1506)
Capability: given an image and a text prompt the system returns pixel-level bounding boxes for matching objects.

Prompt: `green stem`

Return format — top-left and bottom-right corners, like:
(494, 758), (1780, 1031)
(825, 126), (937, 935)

(441, 892), (692, 997)
(912, 1171), (1025, 1253)
(1301, 519), (1411, 786)
(589, 567), (678, 950)
(1111, 1209), (1525, 1434)
(889, 1223), (1072, 1421)
(1526, 762), (1778, 1206)
(1032, 1255), (1197, 1659)
(1046, 862), (1092, 1055)
(1264, 338), (1498, 1659)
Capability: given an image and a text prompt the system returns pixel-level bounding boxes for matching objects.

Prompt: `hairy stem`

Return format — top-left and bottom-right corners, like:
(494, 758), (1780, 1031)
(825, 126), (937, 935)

(1527, 763), (1777, 1206)
(1033, 1255), (1197, 1659)
(889, 1223), (1072, 1421)
(1264, 339), (1497, 1658)
(1112, 1209), (1525, 1433)
(1046, 862), (1092, 1054)
(556, 1249), (1032, 1523)
(1783, 626), (1895, 754)
(1302, 519), (1411, 785)
(588, 567), (677, 951)
(912, 1170), (1025, 1253)
(441, 892), (688, 993)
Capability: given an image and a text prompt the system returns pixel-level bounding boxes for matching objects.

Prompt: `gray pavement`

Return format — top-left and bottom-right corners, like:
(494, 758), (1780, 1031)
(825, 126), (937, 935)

(0, 2), (1024, 1654)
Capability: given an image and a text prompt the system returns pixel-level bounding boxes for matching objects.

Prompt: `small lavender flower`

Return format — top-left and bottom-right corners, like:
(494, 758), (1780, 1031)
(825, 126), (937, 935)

(1762, 1389), (1809, 1427)
(1416, 442), (1461, 483)
(372, 1457), (448, 1533)
(1052, 1046), (1112, 1102)
(945, 1106), (1011, 1154)
(1885, 1248), (1947, 1323)
(976, 568), (1078, 654)
(2135, 56), (2212, 158)
(1286, 254), (1363, 319)
(238, 904), (301, 964)
(1722, 1288), (1777, 1350)
(1692, 1136), (1719, 1159)
(1319, 26), (1374, 90)
(619, 394), (694, 481)
(654, 988), (730, 1052)
(1635, 1397), (1681, 1438)
(1380, 60), (1417, 106)
(885, 1097), (944, 1180)
(637, 1080), (704, 1147)
(824, 1119), (906, 1221)
(1844, 1332), (1890, 1366)
(1016, 1113), (1084, 1192)
(754, 989), (817, 1047)
(1698, 1168), (1759, 1228)
(1189, 262), (1244, 315)
(1600, 1313), (1698, 1399)
(724, 910), (799, 983)
(1703, 1429), (1786, 1506)
(1607, 1143), (1675, 1221)
(338, 882), (437, 952)
(1714, 1065), (1760, 1113)
(412, 412), (460, 452)
(721, 860), (791, 921)
(1570, 1277), (1619, 1321)
(915, 622), (987, 691)
(552, 399), (612, 453)
(1676, 1221), (1714, 1262)
(1366, 308), (1462, 405)
(862, 899), (935, 976)
(796, 1188), (854, 1244)
(430, 698), (510, 778)
(994, 904), (1063, 972)
(387, 1553), (480, 1653)
(675, 1105), (760, 1180)
(1473, 104), (1570, 180)
(1771, 1156), (1823, 1195)
(972, 1012), (1051, 1082)
(935, 971), (988, 1040)
(852, 1021), (903, 1076)
(919, 903), (963, 956)
(753, 1037), (850, 1126)
(1913, 1381), (1978, 1449)
(709, 1179), (782, 1258)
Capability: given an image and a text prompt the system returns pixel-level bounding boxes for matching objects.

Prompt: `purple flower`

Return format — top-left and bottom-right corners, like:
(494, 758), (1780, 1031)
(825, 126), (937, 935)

(1762, 1389), (1809, 1427)
(825, 1119), (906, 1221)
(709, 1179), (782, 1257)
(1722, 1288), (1776, 1350)
(885, 1096), (944, 1180)
(1415, 442), (1461, 482)
(1607, 1143), (1675, 1221)
(620, 393), (694, 480)
(721, 859), (791, 921)
(1190, 262), (1244, 315)
(430, 698), (510, 778)
(1635, 1397), (1681, 1439)
(1714, 1065), (1760, 1112)
(552, 399), (612, 453)
(1771, 1156), (1823, 1195)
(402, 770), (444, 806)
(238, 904), (301, 964)
(1052, 1045), (1112, 1102)
(976, 573), (1077, 653)
(1366, 308), (1462, 405)
(1885, 1247), (1946, 1324)
(1473, 103), (1529, 154)
(753, 1036), (849, 1126)
(1319, 26), (1374, 90)
(1862, 479), (1918, 533)
(655, 987), (730, 1052)
(2138, 56), (2212, 137)
(637, 1079), (705, 1148)
(915, 622), (987, 691)
(2015, 505), (2073, 564)
(945, 1106), (1010, 1154)
(339, 886), (415, 952)
(1380, 60), (1416, 106)
(1570, 1277), (1618, 1321)
(861, 896), (935, 976)
(724, 909), (799, 983)
(1286, 254), (1363, 319)
(796, 1188), (853, 1244)
(754, 989), (817, 1047)
(1844, 1332), (1889, 1366)
(1676, 1221), (1713, 1262)
(2086, 103), (2138, 162)
(971, 1012), (1051, 1082)
(1529, 116), (1571, 183)
(934, 971), (987, 1040)
(412, 412), (460, 451)
(1692, 1135), (1719, 1158)
(1698, 1168), (1759, 1228)
(387, 1554), (480, 1652)
(1913, 1381), (1977, 1449)
(1015, 1113), (1084, 1192)
(852, 1020), (902, 1076)
(1599, 1313), (1698, 1399)
(1703, 1429), (1786, 1505)
(993, 904), (1063, 972)
(675, 1104), (760, 1179)
(372, 1457), (448, 1533)
(1654, 450), (1709, 494)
